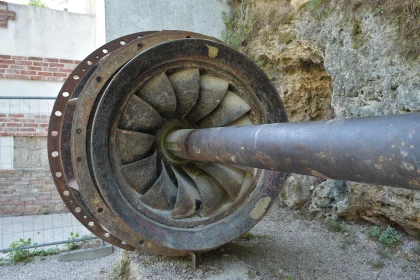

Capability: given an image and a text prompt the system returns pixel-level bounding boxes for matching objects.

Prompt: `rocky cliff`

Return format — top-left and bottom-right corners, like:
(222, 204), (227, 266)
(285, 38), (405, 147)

(224, 0), (420, 238)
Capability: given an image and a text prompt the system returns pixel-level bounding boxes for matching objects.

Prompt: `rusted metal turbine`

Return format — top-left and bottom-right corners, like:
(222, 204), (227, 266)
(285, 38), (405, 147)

(48, 31), (286, 255)
(48, 30), (420, 256)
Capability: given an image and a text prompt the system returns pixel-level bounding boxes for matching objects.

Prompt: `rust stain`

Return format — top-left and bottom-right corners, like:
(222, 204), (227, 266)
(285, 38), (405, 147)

(310, 170), (330, 179)
(250, 197), (271, 219)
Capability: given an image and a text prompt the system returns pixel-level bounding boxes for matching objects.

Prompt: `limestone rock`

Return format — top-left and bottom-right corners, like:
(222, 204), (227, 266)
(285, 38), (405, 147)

(339, 182), (420, 239)
(309, 180), (348, 214)
(280, 174), (318, 208)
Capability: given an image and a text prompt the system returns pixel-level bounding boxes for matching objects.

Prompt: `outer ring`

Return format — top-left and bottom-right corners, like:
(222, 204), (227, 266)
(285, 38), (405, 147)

(90, 39), (288, 251)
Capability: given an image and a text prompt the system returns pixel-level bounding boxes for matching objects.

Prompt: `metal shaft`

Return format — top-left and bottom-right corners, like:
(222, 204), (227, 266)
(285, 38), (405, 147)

(166, 113), (420, 191)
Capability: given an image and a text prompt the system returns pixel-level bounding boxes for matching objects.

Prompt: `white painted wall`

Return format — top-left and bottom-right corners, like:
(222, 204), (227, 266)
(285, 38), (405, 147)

(0, 3), (96, 60)
(104, 0), (230, 42)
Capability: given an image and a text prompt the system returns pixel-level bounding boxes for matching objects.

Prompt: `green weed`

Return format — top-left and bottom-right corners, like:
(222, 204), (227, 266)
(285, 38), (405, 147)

(325, 218), (347, 233)
(378, 226), (403, 247)
(65, 232), (80, 251)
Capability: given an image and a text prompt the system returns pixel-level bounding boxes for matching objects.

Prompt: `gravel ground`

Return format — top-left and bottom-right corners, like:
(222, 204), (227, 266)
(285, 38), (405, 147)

(1, 204), (420, 279)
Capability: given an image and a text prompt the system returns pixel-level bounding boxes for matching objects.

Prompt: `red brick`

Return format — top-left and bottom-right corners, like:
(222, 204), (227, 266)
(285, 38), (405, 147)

(20, 118), (36, 123)
(6, 123), (22, 127)
(0, 117), (11, 122)
(59, 59), (74, 64)
(28, 66), (42, 71)
(23, 123), (38, 127)
(38, 123), (49, 127)
(16, 132), (34, 136)
(9, 114), (24, 118)
(3, 127), (19, 132)
(0, 63), (7, 68)
(29, 75), (46, 81)
(16, 60), (32, 66)
(0, 69), (4, 74)
(74, 60), (82, 64)
(0, 55), (11, 59)
(28, 57), (43, 61)
(33, 61), (49, 67)
(49, 63), (64, 68)
(44, 58), (58, 62)
(53, 72), (67, 77)
(0, 132), (12, 136)
(21, 70), (37, 75)
(33, 132), (47, 136)
(0, 59), (14, 64)
(37, 71), (52, 76)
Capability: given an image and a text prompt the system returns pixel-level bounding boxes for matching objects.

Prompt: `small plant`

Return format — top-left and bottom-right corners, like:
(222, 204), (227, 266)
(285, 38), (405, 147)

(377, 248), (390, 259)
(370, 260), (385, 270)
(65, 232), (80, 251)
(240, 232), (257, 241)
(27, 0), (47, 8)
(378, 226), (403, 247)
(366, 226), (382, 239)
(111, 258), (130, 279)
(325, 218), (347, 233)
(221, 10), (252, 51)
(7, 238), (36, 263)
(412, 244), (420, 255)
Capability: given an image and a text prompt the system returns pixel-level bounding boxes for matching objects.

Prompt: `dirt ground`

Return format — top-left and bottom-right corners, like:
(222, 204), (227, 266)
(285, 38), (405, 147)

(122, 204), (420, 280)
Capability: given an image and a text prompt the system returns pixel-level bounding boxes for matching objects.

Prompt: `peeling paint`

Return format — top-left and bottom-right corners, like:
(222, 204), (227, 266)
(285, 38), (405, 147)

(250, 197), (271, 219)
(206, 44), (219, 58)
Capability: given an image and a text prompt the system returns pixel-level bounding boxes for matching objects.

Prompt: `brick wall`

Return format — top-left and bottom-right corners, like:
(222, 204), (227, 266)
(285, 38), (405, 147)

(0, 1), (15, 28)
(0, 169), (67, 216)
(0, 55), (80, 82)
(0, 113), (49, 137)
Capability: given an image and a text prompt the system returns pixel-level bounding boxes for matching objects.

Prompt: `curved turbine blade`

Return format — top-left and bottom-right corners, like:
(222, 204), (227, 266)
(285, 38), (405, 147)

(168, 68), (200, 119)
(117, 129), (155, 165)
(138, 72), (177, 119)
(140, 161), (177, 210)
(119, 95), (162, 133)
(186, 75), (229, 122)
(196, 163), (245, 200)
(183, 167), (227, 217)
(171, 168), (200, 219)
(198, 91), (251, 128)
(226, 114), (254, 127)
(120, 151), (157, 194)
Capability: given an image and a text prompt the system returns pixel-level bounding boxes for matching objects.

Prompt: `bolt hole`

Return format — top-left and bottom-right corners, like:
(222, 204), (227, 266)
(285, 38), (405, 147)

(62, 92), (69, 97)
(76, 157), (82, 162)
(195, 199), (202, 210)
(138, 35), (142, 38)
(51, 151), (59, 157)
(88, 221), (94, 227)
(75, 207), (81, 213)
(96, 55), (99, 59)
(121, 241), (126, 245)
(186, 36), (191, 38)
(51, 131), (58, 137)
(76, 128), (82, 134)
(102, 48), (108, 54)
(120, 40), (126, 45)
(139, 240), (144, 245)
(55, 111), (62, 117)
(55, 172), (62, 177)
(63, 190), (69, 196)
(104, 232), (110, 238)
(137, 44), (142, 49)
(73, 75), (79, 80)
(82, 68), (85, 72)
(83, 216), (87, 219)
(97, 207), (103, 213)
(87, 60), (93, 65)
(96, 76), (102, 83)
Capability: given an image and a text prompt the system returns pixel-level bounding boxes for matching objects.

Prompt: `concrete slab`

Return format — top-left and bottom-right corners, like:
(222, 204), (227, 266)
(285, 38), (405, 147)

(58, 245), (113, 261)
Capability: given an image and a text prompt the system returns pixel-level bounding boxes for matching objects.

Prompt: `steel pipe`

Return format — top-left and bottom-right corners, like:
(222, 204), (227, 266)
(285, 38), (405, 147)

(166, 113), (420, 190)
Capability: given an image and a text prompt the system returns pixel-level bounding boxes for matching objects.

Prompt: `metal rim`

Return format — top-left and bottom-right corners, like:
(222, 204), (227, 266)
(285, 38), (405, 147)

(48, 31), (288, 254)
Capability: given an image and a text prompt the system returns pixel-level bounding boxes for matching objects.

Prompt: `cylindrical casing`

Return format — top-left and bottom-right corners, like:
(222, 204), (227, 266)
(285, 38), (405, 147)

(166, 113), (420, 190)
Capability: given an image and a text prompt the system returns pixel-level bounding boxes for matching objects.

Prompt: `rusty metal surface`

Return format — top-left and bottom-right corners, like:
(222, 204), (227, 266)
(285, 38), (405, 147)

(166, 113), (420, 191)
(48, 31), (286, 254)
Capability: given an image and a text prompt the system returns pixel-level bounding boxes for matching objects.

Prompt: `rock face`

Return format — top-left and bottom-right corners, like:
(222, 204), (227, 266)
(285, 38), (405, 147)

(234, 0), (420, 238)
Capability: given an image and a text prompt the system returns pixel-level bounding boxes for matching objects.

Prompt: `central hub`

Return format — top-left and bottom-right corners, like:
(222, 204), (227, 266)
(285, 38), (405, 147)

(156, 120), (191, 166)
